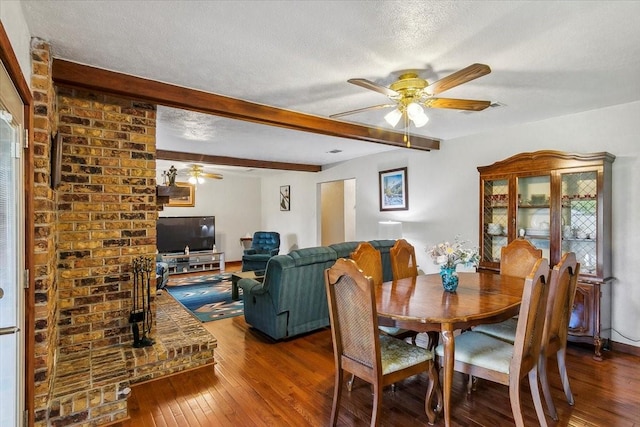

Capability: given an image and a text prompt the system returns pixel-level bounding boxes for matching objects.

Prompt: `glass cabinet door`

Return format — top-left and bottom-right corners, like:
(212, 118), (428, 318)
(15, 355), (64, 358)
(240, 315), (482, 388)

(516, 175), (551, 260)
(561, 171), (598, 275)
(481, 178), (509, 263)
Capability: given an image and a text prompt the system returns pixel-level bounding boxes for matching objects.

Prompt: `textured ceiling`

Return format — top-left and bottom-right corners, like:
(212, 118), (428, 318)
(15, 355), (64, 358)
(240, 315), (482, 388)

(20, 1), (640, 174)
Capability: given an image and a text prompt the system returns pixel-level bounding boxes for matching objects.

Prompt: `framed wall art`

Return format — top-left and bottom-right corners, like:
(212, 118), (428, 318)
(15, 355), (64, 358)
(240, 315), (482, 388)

(280, 185), (290, 211)
(379, 167), (408, 211)
(167, 182), (195, 207)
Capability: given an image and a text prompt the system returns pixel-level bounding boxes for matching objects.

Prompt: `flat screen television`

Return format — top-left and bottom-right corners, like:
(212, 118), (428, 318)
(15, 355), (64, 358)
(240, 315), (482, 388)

(156, 216), (215, 253)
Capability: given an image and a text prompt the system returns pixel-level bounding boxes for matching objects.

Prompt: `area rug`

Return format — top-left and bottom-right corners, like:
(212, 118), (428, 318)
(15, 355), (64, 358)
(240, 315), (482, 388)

(166, 273), (243, 322)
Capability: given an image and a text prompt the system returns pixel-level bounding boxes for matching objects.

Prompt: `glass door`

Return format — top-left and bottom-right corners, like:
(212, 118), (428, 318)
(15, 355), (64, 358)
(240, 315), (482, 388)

(561, 171), (598, 275)
(0, 62), (25, 427)
(516, 174), (551, 260)
(481, 178), (509, 264)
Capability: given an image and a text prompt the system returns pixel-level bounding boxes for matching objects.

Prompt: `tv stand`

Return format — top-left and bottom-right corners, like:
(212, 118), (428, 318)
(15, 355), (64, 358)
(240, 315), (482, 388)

(160, 251), (225, 275)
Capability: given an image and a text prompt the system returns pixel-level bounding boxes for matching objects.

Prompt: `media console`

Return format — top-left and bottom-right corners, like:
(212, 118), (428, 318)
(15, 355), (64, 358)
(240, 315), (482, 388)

(160, 251), (225, 275)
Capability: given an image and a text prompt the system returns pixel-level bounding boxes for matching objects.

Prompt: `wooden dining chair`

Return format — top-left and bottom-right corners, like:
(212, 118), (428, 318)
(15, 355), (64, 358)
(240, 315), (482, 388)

(387, 239), (441, 350)
(352, 242), (417, 343)
(469, 237), (543, 390)
(500, 238), (543, 278)
(435, 258), (551, 427)
(349, 242), (419, 389)
(390, 238), (418, 280)
(325, 258), (441, 426)
(474, 252), (580, 420)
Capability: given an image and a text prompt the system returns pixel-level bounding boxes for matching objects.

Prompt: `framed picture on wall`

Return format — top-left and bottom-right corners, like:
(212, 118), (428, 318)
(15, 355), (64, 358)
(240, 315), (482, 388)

(379, 167), (408, 211)
(280, 185), (290, 211)
(168, 182), (195, 207)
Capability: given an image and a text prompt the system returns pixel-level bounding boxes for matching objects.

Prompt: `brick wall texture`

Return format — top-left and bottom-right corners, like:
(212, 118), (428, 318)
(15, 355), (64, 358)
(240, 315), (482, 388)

(31, 39), (159, 426)
(54, 87), (157, 355)
(30, 38), (60, 421)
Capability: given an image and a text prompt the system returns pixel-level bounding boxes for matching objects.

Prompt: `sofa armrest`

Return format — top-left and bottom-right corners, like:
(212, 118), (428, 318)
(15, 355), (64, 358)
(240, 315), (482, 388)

(269, 248), (280, 256)
(238, 278), (268, 295)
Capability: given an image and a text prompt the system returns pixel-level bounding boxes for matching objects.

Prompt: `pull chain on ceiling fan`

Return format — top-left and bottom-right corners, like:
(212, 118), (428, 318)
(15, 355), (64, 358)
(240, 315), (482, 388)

(331, 63), (492, 147)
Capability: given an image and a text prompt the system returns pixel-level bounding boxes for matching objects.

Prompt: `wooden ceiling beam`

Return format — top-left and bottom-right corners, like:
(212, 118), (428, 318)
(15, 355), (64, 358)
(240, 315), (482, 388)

(52, 59), (441, 157)
(156, 150), (321, 172)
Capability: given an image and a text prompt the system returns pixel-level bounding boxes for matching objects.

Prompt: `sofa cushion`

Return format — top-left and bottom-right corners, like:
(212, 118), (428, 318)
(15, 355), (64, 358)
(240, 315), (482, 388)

(289, 246), (337, 267)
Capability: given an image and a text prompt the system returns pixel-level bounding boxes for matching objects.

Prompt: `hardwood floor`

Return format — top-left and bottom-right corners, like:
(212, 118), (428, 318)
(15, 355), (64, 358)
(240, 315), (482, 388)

(121, 306), (640, 427)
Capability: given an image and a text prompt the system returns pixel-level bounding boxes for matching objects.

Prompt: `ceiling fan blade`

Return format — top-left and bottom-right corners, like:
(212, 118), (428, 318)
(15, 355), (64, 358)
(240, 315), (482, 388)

(330, 104), (396, 118)
(424, 98), (491, 111)
(201, 172), (223, 179)
(426, 63), (491, 96)
(347, 78), (399, 98)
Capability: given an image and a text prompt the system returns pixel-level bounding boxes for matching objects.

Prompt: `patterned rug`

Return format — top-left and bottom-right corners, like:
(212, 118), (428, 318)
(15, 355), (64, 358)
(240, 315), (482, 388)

(165, 273), (243, 322)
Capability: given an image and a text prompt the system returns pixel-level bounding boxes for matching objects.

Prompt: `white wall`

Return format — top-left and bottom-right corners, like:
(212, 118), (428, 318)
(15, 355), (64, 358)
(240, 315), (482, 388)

(261, 101), (640, 348)
(158, 173), (262, 262)
(0, 1), (31, 85)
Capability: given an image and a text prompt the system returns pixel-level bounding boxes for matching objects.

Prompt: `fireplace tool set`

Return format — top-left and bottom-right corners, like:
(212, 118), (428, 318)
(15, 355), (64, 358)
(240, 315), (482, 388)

(130, 256), (155, 348)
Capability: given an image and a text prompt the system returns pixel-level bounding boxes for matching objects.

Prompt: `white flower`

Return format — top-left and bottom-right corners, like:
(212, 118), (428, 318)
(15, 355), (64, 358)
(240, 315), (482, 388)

(427, 236), (479, 269)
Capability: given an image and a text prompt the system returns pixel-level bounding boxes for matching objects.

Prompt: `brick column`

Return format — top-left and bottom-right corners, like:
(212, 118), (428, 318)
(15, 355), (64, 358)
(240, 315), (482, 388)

(30, 37), (60, 423)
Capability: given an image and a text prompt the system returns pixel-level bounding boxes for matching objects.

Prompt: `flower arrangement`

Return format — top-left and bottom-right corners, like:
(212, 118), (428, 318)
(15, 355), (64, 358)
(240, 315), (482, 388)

(427, 236), (480, 269)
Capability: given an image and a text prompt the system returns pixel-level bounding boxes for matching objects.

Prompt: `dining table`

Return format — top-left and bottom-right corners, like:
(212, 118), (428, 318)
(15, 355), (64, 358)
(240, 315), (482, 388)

(375, 271), (525, 427)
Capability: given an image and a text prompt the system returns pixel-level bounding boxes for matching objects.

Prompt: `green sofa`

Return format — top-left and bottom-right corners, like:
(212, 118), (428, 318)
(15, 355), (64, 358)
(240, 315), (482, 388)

(238, 239), (397, 340)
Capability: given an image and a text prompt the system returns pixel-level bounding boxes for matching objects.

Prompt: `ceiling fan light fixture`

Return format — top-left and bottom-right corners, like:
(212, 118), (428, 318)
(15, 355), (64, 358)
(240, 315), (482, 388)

(406, 102), (429, 128)
(412, 111), (429, 128)
(384, 108), (403, 127)
(406, 102), (423, 119)
(188, 176), (197, 185)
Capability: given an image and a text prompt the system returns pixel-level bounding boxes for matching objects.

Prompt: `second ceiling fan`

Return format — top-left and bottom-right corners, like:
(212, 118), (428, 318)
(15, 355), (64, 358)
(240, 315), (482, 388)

(181, 164), (223, 184)
(332, 63), (492, 133)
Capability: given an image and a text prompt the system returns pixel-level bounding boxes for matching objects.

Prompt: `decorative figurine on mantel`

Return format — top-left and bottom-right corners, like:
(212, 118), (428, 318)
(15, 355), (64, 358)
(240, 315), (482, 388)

(162, 165), (178, 186)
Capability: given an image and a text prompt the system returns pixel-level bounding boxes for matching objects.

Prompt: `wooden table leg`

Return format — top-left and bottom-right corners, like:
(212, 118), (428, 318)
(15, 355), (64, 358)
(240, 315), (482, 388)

(441, 324), (455, 427)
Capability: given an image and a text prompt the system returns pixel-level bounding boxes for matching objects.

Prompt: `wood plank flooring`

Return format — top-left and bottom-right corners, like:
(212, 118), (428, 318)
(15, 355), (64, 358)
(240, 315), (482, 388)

(120, 309), (640, 427)
(123, 266), (639, 426)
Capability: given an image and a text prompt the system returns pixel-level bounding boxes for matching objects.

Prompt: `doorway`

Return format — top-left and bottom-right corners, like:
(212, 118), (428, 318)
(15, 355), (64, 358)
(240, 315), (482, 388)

(320, 179), (356, 246)
(0, 61), (26, 427)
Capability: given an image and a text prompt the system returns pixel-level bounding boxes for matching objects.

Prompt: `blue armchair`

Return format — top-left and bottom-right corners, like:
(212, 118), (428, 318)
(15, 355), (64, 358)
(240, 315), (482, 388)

(242, 231), (281, 272)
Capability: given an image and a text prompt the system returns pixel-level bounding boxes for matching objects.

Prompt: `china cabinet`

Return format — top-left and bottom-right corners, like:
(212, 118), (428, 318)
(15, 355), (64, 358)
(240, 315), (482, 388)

(477, 151), (615, 360)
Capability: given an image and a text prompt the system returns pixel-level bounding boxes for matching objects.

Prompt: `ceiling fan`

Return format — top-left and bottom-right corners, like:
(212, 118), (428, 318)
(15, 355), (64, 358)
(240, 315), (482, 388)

(331, 63), (492, 144)
(180, 164), (223, 184)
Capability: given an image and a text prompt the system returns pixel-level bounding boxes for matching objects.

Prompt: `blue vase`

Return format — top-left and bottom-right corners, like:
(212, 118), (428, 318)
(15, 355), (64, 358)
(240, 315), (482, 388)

(440, 266), (459, 292)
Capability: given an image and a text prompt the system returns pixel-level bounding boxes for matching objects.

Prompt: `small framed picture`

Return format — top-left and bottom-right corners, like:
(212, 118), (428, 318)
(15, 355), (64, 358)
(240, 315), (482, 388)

(168, 182), (195, 207)
(379, 167), (408, 211)
(280, 185), (290, 211)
